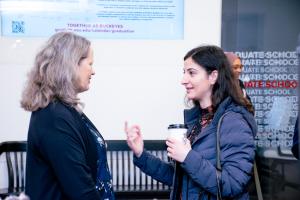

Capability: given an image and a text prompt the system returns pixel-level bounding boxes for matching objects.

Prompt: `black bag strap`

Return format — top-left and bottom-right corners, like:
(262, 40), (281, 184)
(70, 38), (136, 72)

(253, 161), (263, 200)
(216, 113), (227, 200)
(216, 113), (263, 200)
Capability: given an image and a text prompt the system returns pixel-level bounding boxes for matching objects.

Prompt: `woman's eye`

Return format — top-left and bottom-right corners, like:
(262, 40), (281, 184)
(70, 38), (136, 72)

(189, 71), (196, 76)
(183, 69), (197, 76)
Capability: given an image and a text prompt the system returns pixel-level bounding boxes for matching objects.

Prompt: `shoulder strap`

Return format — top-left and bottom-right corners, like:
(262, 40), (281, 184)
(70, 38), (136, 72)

(216, 113), (228, 200)
(216, 113), (227, 171)
(216, 112), (263, 200)
(253, 161), (263, 200)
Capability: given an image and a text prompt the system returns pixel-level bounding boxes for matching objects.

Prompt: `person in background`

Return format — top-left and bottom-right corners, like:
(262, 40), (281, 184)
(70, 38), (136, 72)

(21, 32), (114, 200)
(125, 45), (256, 200)
(292, 116), (299, 159)
(225, 52), (251, 101)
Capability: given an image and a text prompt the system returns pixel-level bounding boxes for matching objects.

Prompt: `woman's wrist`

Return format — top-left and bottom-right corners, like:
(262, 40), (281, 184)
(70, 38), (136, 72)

(134, 149), (143, 158)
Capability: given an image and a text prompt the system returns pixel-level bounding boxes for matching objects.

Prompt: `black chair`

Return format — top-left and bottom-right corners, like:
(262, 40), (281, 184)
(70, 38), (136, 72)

(106, 140), (171, 199)
(0, 141), (27, 199)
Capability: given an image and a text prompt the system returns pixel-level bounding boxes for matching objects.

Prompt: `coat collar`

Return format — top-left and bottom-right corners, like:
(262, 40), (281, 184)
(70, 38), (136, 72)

(184, 97), (257, 145)
(184, 97), (233, 129)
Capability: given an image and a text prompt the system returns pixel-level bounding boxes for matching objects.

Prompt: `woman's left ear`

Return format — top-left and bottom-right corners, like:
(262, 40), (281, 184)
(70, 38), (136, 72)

(209, 70), (218, 85)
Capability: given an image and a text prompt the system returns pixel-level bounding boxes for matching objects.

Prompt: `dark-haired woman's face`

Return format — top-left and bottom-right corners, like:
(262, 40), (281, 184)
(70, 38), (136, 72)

(181, 58), (217, 102)
(232, 58), (243, 79)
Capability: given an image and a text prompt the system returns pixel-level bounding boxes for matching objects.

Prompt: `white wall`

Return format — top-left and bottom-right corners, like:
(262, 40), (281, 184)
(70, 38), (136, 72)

(0, 0), (222, 142)
(0, 0), (222, 188)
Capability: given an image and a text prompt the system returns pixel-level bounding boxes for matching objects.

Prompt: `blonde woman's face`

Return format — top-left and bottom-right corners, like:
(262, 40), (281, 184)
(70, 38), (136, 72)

(77, 47), (95, 93)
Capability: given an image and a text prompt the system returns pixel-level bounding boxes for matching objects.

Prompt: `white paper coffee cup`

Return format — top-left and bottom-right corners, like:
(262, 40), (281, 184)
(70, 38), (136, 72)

(168, 124), (187, 142)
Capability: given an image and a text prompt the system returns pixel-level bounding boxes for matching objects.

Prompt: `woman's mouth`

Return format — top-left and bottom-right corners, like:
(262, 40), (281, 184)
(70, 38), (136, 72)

(186, 87), (193, 93)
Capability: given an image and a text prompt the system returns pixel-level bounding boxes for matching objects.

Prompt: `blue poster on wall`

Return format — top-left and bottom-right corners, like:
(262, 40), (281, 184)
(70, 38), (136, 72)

(0, 0), (184, 39)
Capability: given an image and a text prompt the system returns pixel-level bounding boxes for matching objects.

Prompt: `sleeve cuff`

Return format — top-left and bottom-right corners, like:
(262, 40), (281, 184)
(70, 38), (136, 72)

(180, 149), (202, 173)
(133, 149), (149, 167)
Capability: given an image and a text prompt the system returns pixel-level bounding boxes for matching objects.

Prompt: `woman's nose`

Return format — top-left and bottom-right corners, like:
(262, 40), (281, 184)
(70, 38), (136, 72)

(181, 75), (188, 85)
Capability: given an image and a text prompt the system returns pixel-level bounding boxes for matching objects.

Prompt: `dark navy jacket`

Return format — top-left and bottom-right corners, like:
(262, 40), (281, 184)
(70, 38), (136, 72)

(134, 97), (257, 200)
(25, 101), (111, 200)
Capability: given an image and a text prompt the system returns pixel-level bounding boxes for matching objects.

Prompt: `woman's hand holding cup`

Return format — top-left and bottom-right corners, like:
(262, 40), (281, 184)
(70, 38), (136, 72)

(166, 137), (191, 163)
(166, 124), (191, 163)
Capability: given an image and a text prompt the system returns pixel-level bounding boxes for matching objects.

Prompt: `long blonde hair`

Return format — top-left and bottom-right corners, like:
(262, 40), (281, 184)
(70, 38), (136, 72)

(20, 32), (91, 112)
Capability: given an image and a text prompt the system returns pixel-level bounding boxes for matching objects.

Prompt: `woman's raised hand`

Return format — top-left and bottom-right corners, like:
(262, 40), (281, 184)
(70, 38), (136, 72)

(124, 121), (144, 157)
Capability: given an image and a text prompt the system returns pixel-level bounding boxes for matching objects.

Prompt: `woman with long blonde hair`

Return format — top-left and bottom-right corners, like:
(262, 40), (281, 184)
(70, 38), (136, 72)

(21, 32), (115, 200)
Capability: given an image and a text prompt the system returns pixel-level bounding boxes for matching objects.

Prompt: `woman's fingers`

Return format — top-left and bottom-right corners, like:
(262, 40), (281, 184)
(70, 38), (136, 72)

(125, 122), (141, 133)
(127, 129), (141, 142)
(132, 125), (141, 132)
(166, 140), (171, 147)
(127, 135), (134, 141)
(167, 147), (174, 154)
(135, 125), (141, 131)
(124, 121), (128, 132)
(166, 140), (175, 149)
(167, 147), (175, 159)
(125, 122), (139, 135)
(127, 131), (137, 139)
(124, 121), (138, 132)
(166, 137), (176, 143)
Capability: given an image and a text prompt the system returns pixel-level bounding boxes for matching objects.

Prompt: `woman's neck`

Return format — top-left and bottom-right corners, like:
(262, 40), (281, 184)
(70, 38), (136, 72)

(199, 97), (212, 109)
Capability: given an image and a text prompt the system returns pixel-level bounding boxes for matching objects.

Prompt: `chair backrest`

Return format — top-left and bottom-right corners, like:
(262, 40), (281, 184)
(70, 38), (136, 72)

(0, 140), (170, 193)
(106, 140), (171, 191)
(0, 141), (27, 192)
